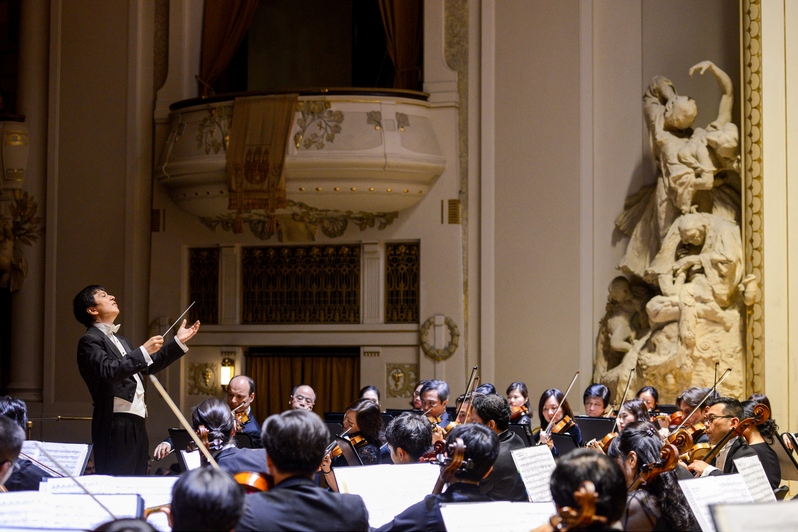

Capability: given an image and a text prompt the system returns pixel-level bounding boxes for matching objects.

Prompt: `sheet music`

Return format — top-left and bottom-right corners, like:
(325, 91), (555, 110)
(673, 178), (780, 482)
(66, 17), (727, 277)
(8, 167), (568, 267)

(21, 441), (91, 477)
(0, 493), (142, 530)
(710, 502), (798, 532)
(440, 501), (557, 532)
(333, 463), (440, 528)
(181, 449), (202, 470)
(510, 445), (556, 501)
(679, 475), (753, 532)
(732, 455), (776, 502)
(40, 475), (177, 532)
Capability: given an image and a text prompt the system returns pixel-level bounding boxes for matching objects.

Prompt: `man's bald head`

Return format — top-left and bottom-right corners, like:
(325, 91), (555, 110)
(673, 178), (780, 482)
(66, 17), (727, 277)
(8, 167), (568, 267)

(290, 385), (316, 411)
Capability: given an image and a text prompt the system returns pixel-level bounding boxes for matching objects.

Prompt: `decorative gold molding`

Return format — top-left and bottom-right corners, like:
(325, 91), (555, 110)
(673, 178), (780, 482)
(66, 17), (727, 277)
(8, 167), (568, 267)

(197, 104), (232, 154)
(187, 363), (218, 396)
(742, 0), (764, 395)
(386, 363), (419, 398)
(420, 315), (460, 362)
(294, 101), (344, 150)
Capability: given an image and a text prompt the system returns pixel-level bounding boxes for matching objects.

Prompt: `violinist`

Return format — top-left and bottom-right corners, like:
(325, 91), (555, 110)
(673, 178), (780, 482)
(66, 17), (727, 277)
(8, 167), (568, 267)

(470, 394), (528, 502)
(676, 387), (713, 440)
(606, 422), (699, 531)
(168, 467), (245, 532)
(190, 398), (267, 475)
(583, 384), (612, 418)
(236, 410), (369, 532)
(289, 384), (316, 411)
(507, 382), (532, 425)
(375, 424), (500, 532)
(359, 385), (381, 406)
(227, 376), (262, 448)
(0, 415), (25, 491)
(616, 399), (649, 433)
(420, 380), (452, 428)
(0, 396), (53, 491)
(740, 399), (781, 489)
(332, 398), (384, 467)
(534, 388), (583, 448)
(636, 385), (659, 413)
(384, 412), (433, 464)
(411, 380), (430, 411)
(686, 397), (757, 477)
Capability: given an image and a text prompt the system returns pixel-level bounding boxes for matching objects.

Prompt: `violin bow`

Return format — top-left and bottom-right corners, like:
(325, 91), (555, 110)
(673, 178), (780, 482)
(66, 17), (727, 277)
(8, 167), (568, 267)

(148, 374), (220, 470)
(543, 371), (580, 438)
(673, 368), (731, 433)
(610, 370), (634, 434)
(454, 366), (479, 422)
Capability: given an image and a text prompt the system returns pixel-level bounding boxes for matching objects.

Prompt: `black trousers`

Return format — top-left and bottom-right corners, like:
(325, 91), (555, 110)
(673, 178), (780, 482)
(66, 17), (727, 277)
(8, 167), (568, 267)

(104, 413), (149, 476)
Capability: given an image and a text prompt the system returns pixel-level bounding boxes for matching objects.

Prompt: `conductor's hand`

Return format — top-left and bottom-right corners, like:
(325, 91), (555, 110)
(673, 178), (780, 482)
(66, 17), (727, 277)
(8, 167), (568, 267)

(176, 319), (201, 344)
(153, 442), (172, 460)
(143, 335), (164, 355)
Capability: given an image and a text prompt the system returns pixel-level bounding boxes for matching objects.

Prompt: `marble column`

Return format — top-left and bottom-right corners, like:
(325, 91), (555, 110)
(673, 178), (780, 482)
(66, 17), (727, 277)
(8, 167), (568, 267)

(8, 0), (49, 402)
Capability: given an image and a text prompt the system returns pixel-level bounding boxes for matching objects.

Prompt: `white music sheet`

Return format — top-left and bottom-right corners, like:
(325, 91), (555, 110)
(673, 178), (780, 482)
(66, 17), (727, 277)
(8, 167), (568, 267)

(510, 444), (556, 502)
(333, 463), (440, 528)
(20, 441), (91, 477)
(440, 501), (557, 532)
(679, 474), (754, 532)
(0, 493), (142, 530)
(711, 501), (798, 532)
(731, 455), (776, 502)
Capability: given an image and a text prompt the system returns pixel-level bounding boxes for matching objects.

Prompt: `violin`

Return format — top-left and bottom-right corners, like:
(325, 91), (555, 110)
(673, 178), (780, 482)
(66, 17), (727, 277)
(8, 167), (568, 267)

(432, 437), (466, 495)
(234, 471), (274, 493)
(653, 410), (685, 427)
(586, 432), (618, 454)
(628, 443), (679, 492)
(532, 481), (606, 532)
(685, 403), (770, 466)
(235, 409), (250, 432)
(186, 425), (211, 453)
(667, 422), (706, 455)
(551, 415), (575, 435)
(510, 405), (529, 421)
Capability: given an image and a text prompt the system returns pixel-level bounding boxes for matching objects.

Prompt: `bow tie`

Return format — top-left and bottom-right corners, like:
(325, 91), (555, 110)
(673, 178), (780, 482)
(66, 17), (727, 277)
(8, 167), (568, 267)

(108, 323), (121, 334)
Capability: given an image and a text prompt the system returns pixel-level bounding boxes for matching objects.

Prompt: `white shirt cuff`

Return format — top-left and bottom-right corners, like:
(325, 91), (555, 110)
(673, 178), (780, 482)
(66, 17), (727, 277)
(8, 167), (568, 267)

(139, 346), (153, 366)
(701, 465), (718, 477)
(175, 337), (188, 352)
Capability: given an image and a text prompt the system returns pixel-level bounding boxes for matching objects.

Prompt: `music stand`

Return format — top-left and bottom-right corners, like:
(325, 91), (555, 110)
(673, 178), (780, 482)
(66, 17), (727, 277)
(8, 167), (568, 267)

(550, 433), (578, 456)
(168, 428), (194, 472)
(324, 412), (345, 423)
(772, 432), (798, 481)
(508, 424), (532, 446)
(335, 436), (363, 466)
(574, 416), (616, 443)
(325, 421), (344, 440)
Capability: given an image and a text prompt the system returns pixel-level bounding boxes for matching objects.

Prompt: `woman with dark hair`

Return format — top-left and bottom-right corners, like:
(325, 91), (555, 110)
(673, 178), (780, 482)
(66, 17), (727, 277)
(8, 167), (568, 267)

(607, 421), (699, 531)
(190, 398), (267, 475)
(616, 399), (649, 433)
(359, 385), (380, 406)
(506, 382), (531, 425)
(533, 388), (582, 448)
(583, 384), (612, 417)
(411, 380), (430, 410)
(740, 399), (781, 489)
(636, 386), (660, 413)
(334, 398), (385, 466)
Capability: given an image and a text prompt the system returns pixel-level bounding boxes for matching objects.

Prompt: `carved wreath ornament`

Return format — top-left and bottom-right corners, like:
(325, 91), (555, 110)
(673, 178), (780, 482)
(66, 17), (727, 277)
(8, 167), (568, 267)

(419, 316), (460, 362)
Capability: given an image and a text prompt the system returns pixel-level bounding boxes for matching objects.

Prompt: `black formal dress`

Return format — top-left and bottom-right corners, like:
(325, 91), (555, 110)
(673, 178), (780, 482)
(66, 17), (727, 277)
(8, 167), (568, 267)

(480, 429), (527, 501)
(376, 483), (491, 531)
(76, 326), (187, 475)
(211, 445), (268, 476)
(235, 476), (369, 532)
(236, 414), (262, 448)
(749, 441), (781, 489)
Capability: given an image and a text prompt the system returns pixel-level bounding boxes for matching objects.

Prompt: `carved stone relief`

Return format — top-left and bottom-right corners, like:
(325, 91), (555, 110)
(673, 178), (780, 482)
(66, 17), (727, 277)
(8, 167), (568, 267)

(187, 363), (218, 396)
(386, 363), (419, 398)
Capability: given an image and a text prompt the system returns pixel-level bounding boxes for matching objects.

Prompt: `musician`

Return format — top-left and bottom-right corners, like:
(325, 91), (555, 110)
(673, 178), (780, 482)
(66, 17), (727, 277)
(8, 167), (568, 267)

(375, 424), (500, 532)
(506, 382), (532, 425)
(332, 398), (384, 467)
(740, 399), (781, 489)
(359, 385), (381, 406)
(420, 380), (452, 427)
(235, 410), (369, 532)
(72, 285), (200, 475)
(607, 422), (699, 531)
(547, 449), (627, 531)
(289, 384), (316, 411)
(676, 387), (713, 442)
(474, 383), (497, 396)
(163, 467), (246, 531)
(0, 396), (53, 490)
(534, 388), (583, 448)
(583, 384), (612, 417)
(411, 380), (430, 410)
(191, 398), (267, 475)
(384, 412), (433, 464)
(616, 399), (649, 433)
(0, 415), (25, 490)
(470, 394), (528, 502)
(686, 397), (757, 477)
(636, 385), (660, 413)
(454, 393), (470, 424)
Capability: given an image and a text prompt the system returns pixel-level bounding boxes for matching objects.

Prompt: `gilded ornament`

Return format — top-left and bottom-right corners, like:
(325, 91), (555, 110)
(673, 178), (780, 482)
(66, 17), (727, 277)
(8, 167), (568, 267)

(196, 104), (232, 154)
(419, 316), (460, 362)
(293, 101), (344, 150)
(367, 111), (382, 131)
(187, 363), (218, 396)
(386, 364), (419, 398)
(396, 113), (410, 132)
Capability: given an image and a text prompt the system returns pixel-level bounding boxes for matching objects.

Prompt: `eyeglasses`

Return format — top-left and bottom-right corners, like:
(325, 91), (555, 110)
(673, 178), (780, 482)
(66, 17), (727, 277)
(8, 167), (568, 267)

(291, 394), (315, 405)
(704, 414), (734, 424)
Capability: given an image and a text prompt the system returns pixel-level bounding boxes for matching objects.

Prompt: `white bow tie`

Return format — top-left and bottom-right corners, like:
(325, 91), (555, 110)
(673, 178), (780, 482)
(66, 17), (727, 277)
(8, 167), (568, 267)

(109, 323), (121, 334)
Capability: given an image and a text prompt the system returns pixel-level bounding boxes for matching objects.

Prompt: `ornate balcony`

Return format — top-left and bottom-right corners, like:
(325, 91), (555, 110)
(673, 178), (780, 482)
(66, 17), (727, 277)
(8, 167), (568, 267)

(155, 89), (446, 234)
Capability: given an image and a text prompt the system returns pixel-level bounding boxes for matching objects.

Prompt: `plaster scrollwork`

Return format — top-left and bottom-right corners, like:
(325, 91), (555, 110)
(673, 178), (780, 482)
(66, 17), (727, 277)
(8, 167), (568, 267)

(293, 101), (344, 150)
(196, 104), (232, 154)
(396, 112), (410, 132)
(0, 190), (43, 292)
(386, 363), (419, 398)
(187, 363), (218, 396)
(420, 315), (460, 362)
(367, 111), (382, 130)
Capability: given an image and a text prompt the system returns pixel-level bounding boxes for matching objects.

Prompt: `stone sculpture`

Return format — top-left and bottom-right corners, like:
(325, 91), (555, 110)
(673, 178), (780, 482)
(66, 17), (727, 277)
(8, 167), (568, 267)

(595, 61), (755, 402)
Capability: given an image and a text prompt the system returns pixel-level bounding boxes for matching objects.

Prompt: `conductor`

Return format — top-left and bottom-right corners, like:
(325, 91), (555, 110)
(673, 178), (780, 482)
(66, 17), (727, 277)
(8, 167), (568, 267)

(73, 285), (200, 476)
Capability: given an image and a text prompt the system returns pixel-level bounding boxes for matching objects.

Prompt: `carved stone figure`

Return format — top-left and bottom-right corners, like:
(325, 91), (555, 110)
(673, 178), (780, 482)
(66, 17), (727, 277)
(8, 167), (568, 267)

(595, 61), (755, 402)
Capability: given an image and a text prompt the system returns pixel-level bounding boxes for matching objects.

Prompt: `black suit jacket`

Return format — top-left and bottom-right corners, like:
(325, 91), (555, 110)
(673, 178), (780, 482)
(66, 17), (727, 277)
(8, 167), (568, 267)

(76, 326), (186, 473)
(480, 429), (528, 501)
(212, 446), (268, 476)
(238, 415), (262, 448)
(708, 437), (757, 475)
(376, 483), (491, 531)
(236, 475), (369, 531)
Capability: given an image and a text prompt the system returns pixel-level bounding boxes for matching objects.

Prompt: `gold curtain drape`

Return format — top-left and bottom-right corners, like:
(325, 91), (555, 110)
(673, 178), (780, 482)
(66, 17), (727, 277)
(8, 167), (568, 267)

(199, 0), (259, 96)
(248, 353), (360, 421)
(378, 0), (423, 91)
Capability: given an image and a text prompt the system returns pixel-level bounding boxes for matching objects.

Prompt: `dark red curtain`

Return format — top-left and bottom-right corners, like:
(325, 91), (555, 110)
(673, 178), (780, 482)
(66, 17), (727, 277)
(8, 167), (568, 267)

(378, 0), (423, 91)
(198, 0), (259, 96)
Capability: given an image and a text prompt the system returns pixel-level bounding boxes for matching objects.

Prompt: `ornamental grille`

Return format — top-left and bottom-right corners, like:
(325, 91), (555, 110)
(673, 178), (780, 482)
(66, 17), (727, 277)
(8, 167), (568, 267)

(385, 242), (420, 323)
(242, 245), (361, 324)
(188, 248), (219, 324)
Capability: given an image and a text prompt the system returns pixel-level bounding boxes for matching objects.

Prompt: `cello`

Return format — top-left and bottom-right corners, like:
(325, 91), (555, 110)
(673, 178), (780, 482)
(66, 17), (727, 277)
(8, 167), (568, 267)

(531, 481), (606, 532)
(683, 403), (770, 467)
